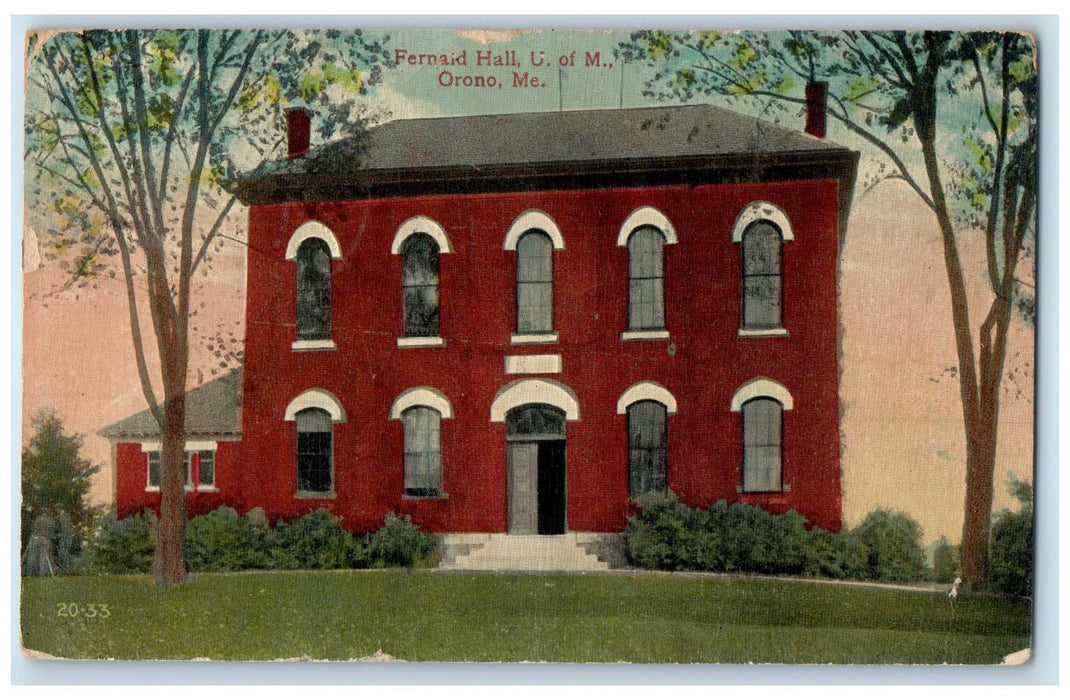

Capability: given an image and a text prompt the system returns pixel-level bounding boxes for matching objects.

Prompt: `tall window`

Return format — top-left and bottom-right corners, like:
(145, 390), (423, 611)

(742, 398), (782, 492)
(147, 450), (215, 490)
(627, 400), (668, 498)
(402, 233), (440, 337)
(402, 406), (443, 497)
(742, 222), (782, 329)
(296, 238), (332, 340)
(516, 230), (553, 334)
(296, 408), (333, 493)
(627, 226), (666, 331)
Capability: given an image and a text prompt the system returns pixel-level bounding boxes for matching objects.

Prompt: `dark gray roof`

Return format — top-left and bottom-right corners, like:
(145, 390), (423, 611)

(99, 368), (243, 440)
(235, 104), (858, 207)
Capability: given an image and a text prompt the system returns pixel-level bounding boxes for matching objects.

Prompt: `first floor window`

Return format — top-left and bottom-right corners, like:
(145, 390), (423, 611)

(403, 406), (443, 497)
(297, 408), (333, 493)
(742, 397), (782, 491)
(627, 400), (668, 498)
(147, 449), (215, 490)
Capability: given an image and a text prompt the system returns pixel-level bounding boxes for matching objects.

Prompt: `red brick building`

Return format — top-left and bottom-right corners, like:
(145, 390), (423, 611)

(103, 102), (858, 535)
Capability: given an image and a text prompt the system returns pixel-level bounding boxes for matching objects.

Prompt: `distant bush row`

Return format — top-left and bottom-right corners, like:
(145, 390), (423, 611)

(624, 491), (929, 583)
(80, 507), (437, 575)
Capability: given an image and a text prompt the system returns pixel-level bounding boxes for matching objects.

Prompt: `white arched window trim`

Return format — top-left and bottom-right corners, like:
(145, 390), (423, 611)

(616, 381), (679, 415)
(284, 388), (347, 422)
(731, 201), (795, 243)
(389, 387), (454, 420)
(390, 216), (453, 255)
(730, 377), (794, 412)
(490, 378), (580, 422)
(285, 220), (343, 260)
(503, 210), (565, 250)
(616, 206), (678, 246)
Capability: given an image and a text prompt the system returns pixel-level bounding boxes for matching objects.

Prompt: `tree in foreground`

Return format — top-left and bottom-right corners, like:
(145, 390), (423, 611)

(25, 29), (390, 584)
(620, 30), (1036, 585)
(21, 410), (101, 574)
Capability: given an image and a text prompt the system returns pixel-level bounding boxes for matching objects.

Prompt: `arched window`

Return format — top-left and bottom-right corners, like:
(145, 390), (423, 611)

(627, 400), (668, 498)
(627, 226), (666, 332)
(516, 230), (554, 334)
(741, 222), (783, 330)
(296, 238), (332, 341)
(296, 407), (333, 494)
(402, 233), (440, 338)
(402, 406), (443, 498)
(742, 398), (783, 492)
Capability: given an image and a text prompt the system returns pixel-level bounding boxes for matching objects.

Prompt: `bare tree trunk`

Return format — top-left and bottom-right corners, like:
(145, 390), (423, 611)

(155, 338), (189, 585)
(156, 386), (187, 585)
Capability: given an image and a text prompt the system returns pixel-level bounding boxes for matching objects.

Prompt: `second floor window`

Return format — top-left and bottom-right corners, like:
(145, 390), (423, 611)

(742, 221), (783, 330)
(296, 238), (332, 340)
(516, 230), (554, 334)
(627, 226), (666, 332)
(402, 233), (440, 337)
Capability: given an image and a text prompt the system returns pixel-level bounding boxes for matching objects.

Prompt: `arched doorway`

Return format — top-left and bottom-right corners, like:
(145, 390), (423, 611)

(506, 404), (566, 535)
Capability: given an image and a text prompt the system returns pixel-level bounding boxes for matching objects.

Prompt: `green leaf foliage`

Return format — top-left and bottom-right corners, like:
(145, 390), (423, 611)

(82, 510), (157, 575)
(625, 492), (926, 583)
(21, 411), (101, 555)
(851, 509), (928, 583)
(988, 474), (1032, 596)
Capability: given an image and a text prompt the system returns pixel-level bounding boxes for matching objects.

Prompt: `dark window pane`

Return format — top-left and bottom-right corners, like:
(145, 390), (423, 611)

(197, 450), (215, 487)
(516, 231), (553, 333)
(402, 234), (440, 337)
(507, 404), (565, 437)
(628, 227), (665, 331)
(403, 406), (442, 497)
(296, 408), (333, 493)
(148, 451), (161, 488)
(628, 400), (668, 498)
(742, 222), (782, 329)
(296, 238), (332, 340)
(743, 398), (782, 492)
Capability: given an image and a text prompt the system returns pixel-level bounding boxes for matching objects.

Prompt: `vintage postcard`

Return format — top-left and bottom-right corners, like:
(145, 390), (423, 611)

(18, 26), (1036, 666)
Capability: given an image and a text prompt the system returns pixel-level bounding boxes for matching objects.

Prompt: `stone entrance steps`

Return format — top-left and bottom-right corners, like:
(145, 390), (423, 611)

(438, 532), (626, 572)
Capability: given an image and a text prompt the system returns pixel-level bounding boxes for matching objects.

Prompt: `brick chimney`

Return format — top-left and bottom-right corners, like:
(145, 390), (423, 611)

(286, 108), (311, 159)
(804, 82), (827, 139)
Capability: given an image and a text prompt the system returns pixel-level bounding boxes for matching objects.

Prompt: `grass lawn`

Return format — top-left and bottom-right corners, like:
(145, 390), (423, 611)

(20, 570), (1030, 663)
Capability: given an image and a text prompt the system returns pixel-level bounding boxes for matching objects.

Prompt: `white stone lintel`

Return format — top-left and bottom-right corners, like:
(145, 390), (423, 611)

(505, 354), (562, 375)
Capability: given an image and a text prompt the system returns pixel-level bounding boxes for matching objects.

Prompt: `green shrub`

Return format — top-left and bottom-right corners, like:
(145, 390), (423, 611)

(989, 475), (1033, 597)
(186, 507), (268, 572)
(364, 513), (436, 568)
(265, 509), (361, 570)
(624, 493), (929, 582)
(931, 537), (959, 584)
(624, 491), (699, 571)
(851, 509), (927, 583)
(83, 510), (156, 574)
(803, 528), (868, 580)
(625, 492), (856, 577)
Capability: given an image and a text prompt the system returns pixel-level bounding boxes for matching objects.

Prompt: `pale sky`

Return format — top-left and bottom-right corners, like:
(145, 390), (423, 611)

(19, 28), (1035, 545)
